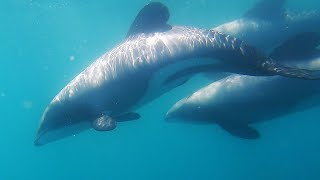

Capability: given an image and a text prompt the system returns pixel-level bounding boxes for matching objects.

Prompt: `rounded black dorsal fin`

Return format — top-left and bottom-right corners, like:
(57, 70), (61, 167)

(126, 2), (172, 38)
(243, 0), (286, 21)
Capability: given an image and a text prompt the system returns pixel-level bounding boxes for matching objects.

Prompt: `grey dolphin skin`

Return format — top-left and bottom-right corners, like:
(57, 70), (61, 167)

(165, 32), (320, 139)
(34, 2), (318, 146)
(214, 0), (320, 52)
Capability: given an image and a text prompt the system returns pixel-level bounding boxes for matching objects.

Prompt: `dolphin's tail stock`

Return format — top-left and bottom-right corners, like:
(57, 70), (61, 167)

(261, 61), (320, 80)
(208, 30), (320, 80)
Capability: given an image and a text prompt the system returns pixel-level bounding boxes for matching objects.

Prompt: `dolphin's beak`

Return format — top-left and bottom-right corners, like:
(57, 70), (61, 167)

(164, 105), (179, 122)
(165, 98), (190, 122)
(164, 111), (173, 121)
(34, 106), (92, 146)
(34, 137), (43, 146)
(34, 129), (46, 146)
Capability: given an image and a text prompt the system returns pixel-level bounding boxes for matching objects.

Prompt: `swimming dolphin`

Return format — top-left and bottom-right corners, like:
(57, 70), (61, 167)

(165, 32), (320, 139)
(34, 2), (318, 146)
(214, 0), (320, 52)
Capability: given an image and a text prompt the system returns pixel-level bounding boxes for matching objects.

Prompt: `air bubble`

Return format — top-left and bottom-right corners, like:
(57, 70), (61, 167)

(22, 100), (33, 109)
(69, 55), (75, 61)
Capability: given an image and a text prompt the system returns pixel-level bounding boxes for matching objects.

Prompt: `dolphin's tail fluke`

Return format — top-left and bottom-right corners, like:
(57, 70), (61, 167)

(266, 32), (320, 80)
(270, 32), (320, 62)
(209, 30), (320, 80)
(262, 61), (320, 80)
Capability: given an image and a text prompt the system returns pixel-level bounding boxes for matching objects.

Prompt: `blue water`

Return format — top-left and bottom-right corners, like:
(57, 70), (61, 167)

(1, 0), (320, 179)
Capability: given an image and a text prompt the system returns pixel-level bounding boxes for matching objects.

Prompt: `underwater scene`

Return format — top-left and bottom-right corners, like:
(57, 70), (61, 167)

(1, 0), (320, 179)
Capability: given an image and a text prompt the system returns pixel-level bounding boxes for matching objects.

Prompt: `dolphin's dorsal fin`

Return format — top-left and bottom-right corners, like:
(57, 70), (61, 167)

(126, 2), (172, 38)
(243, 0), (286, 21)
(270, 32), (320, 61)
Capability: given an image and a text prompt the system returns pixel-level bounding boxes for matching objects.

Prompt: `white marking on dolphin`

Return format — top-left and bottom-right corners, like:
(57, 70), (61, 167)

(166, 32), (320, 139)
(34, 2), (319, 146)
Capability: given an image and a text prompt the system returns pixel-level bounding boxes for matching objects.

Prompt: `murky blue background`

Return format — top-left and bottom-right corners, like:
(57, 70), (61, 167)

(1, 0), (319, 179)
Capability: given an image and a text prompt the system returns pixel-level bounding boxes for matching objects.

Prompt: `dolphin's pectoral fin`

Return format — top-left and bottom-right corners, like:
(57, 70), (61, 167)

(218, 122), (260, 139)
(115, 112), (141, 122)
(243, 0), (286, 21)
(204, 72), (231, 81)
(163, 75), (190, 89)
(126, 2), (172, 37)
(163, 64), (219, 86)
(92, 115), (117, 131)
(270, 32), (320, 61)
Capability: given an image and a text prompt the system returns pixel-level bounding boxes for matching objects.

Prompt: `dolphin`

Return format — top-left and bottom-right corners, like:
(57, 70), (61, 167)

(165, 32), (320, 139)
(34, 2), (318, 146)
(214, 0), (320, 52)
